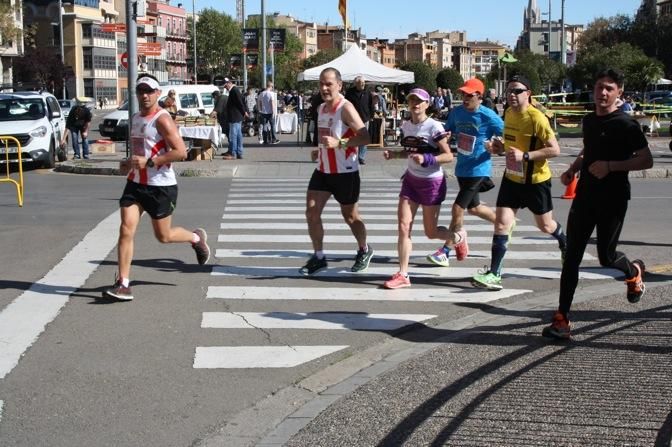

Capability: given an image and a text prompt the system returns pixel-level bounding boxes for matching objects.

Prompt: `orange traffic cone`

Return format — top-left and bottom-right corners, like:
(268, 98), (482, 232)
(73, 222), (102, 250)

(561, 175), (578, 199)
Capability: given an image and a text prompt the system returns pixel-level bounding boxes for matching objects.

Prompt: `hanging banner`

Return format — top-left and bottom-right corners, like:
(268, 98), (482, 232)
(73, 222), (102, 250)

(243, 28), (259, 51)
(268, 28), (286, 52)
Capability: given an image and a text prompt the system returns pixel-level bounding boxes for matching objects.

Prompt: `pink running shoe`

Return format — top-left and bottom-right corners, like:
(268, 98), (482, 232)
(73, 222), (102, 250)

(454, 230), (469, 261)
(384, 272), (411, 289)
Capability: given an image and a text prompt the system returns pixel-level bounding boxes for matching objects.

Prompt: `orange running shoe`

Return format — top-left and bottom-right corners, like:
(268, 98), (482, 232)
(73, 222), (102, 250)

(625, 259), (646, 303)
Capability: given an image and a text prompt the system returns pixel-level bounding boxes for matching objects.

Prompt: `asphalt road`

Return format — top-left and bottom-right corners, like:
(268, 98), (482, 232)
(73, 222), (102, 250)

(0, 167), (670, 446)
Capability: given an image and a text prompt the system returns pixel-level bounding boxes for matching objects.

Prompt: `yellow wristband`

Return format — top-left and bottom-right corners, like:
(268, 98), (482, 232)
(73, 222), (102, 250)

(339, 138), (348, 149)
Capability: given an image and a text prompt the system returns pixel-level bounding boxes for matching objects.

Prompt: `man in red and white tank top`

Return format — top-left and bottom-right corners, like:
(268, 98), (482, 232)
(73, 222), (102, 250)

(103, 75), (211, 301)
(300, 67), (374, 276)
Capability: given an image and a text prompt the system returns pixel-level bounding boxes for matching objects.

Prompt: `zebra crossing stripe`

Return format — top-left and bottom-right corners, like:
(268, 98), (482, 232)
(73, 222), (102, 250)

(206, 286), (532, 302)
(214, 248), (595, 261)
(193, 346), (348, 369)
(221, 213), (484, 221)
(217, 234), (558, 244)
(201, 312), (437, 330)
(227, 192), (441, 198)
(211, 265), (621, 280)
(219, 222), (539, 232)
(225, 199), (428, 205)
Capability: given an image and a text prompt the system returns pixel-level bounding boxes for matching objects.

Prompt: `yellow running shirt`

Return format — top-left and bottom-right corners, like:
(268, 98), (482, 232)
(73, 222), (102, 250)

(503, 106), (554, 184)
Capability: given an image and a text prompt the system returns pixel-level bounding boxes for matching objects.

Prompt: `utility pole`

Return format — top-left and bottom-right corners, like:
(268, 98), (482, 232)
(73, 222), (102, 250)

(241, 0), (247, 91)
(192, 0), (197, 84)
(125, 0), (138, 156)
(548, 0), (552, 59)
(58, 0), (66, 99)
(261, 0), (266, 87)
(560, 0), (566, 65)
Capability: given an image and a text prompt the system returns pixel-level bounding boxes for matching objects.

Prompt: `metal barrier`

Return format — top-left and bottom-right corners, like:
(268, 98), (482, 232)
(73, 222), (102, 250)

(0, 136), (24, 207)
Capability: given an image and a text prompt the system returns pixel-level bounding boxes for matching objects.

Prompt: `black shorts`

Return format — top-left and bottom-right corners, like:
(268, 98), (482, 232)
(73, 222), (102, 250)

(307, 170), (360, 205)
(119, 181), (178, 220)
(455, 176), (488, 210)
(496, 176), (553, 215)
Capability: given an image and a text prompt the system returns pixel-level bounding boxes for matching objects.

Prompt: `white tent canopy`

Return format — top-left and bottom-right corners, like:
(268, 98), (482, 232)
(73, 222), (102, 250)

(297, 45), (414, 84)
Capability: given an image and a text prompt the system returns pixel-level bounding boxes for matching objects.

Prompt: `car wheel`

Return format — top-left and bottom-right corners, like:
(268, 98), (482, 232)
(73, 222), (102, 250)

(43, 141), (56, 169)
(247, 127), (255, 137)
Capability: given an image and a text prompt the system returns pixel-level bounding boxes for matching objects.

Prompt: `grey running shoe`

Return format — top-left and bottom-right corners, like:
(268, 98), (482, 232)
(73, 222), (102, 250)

(103, 280), (133, 301)
(299, 255), (328, 276)
(351, 245), (374, 272)
(192, 228), (210, 265)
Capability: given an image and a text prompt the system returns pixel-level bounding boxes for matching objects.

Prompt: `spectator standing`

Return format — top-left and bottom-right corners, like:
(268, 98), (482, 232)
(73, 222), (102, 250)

(103, 75), (210, 301)
(444, 88), (453, 112)
(210, 89), (228, 152)
(62, 100), (92, 159)
(471, 74), (567, 291)
(300, 67), (373, 275)
(345, 76), (374, 165)
(222, 77), (247, 160)
(542, 69), (653, 340)
(482, 88), (498, 112)
(257, 81), (280, 145)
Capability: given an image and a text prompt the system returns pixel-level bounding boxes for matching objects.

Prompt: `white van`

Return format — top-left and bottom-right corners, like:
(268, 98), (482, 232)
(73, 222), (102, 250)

(99, 84), (218, 140)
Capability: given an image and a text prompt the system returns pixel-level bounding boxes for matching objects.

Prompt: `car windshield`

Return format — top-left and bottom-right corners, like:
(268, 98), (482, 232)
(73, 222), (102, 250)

(0, 98), (46, 121)
(58, 100), (72, 108)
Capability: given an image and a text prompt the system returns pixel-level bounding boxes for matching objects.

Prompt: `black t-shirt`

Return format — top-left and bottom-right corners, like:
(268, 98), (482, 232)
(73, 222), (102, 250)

(576, 110), (648, 203)
(345, 86), (372, 123)
(225, 86), (246, 123)
(66, 105), (92, 131)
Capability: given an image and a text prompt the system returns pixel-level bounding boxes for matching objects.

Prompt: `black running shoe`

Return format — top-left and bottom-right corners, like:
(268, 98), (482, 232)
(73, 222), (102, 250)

(192, 228), (210, 265)
(351, 245), (374, 272)
(299, 255), (328, 275)
(103, 280), (133, 301)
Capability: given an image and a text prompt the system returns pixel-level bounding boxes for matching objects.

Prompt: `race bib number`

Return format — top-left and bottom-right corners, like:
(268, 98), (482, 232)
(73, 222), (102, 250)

(317, 126), (331, 150)
(456, 132), (476, 156)
(506, 154), (525, 178)
(131, 136), (145, 156)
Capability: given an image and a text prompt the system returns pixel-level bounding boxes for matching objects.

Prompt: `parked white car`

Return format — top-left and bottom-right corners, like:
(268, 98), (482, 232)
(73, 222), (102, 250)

(0, 91), (66, 168)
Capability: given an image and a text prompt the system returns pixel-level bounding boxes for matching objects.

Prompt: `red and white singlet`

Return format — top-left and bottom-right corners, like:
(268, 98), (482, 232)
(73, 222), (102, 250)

(127, 108), (177, 186)
(316, 95), (359, 174)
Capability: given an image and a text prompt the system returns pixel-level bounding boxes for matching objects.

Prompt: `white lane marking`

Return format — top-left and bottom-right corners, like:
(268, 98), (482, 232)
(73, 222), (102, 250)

(211, 265), (621, 280)
(193, 346), (348, 369)
(0, 399), (3, 424)
(227, 187), (413, 193)
(231, 178), (400, 183)
(206, 286), (532, 303)
(219, 222), (539, 232)
(0, 211), (120, 380)
(225, 198), (432, 204)
(214, 248), (596, 261)
(221, 212), (483, 221)
(217, 234), (558, 245)
(227, 192), (444, 198)
(201, 312), (437, 330)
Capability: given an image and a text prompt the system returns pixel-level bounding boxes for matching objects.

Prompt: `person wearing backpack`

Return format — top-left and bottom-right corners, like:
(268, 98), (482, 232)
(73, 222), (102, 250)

(62, 100), (92, 159)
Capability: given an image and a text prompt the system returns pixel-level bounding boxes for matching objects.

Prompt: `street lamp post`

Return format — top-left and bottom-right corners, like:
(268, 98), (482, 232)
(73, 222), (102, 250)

(58, 0), (66, 98)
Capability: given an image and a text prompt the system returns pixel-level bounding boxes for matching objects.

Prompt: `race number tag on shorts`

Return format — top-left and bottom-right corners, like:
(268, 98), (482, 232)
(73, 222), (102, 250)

(456, 132), (476, 156)
(506, 154), (525, 178)
(131, 137), (145, 156)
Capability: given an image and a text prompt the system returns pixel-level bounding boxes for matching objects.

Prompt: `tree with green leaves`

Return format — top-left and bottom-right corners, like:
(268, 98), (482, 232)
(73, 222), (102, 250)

(399, 61), (437, 94)
(13, 47), (64, 91)
(568, 42), (664, 92)
(0, 2), (19, 50)
(435, 67), (463, 91)
(187, 9), (241, 80)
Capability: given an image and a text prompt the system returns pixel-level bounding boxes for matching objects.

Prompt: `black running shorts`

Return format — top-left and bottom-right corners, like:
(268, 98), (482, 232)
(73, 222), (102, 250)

(496, 176), (554, 215)
(307, 170), (361, 205)
(455, 176), (488, 210)
(119, 181), (178, 220)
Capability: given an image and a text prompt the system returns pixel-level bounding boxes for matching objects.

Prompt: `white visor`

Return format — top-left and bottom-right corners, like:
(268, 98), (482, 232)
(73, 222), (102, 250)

(137, 77), (160, 90)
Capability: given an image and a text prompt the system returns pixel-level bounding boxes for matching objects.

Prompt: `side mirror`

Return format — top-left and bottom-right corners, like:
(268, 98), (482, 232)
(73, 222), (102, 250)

(52, 110), (62, 119)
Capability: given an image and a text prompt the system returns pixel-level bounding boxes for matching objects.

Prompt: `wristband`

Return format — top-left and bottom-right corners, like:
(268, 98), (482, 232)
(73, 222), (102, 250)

(421, 153), (437, 168)
(523, 152), (530, 162)
(339, 138), (348, 149)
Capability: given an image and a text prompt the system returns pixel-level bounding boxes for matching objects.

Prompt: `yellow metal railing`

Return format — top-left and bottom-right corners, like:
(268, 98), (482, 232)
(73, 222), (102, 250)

(0, 136), (24, 207)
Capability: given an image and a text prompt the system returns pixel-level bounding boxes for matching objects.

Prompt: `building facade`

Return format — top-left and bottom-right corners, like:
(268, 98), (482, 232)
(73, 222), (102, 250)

(468, 40), (507, 77)
(0, 0), (24, 89)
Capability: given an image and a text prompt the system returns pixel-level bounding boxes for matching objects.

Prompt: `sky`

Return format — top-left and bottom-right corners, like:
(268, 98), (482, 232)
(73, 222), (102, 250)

(196, 0), (643, 48)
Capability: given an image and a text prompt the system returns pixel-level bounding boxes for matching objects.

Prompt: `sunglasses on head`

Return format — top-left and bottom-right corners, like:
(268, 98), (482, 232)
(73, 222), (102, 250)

(507, 88), (528, 95)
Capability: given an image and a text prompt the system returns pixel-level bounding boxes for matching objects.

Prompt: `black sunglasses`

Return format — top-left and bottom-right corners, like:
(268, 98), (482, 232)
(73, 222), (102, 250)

(136, 87), (156, 94)
(507, 88), (528, 95)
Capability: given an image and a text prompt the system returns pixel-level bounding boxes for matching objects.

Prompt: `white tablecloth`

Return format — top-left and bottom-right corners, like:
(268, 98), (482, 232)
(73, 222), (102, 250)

(275, 112), (298, 134)
(178, 125), (222, 147)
